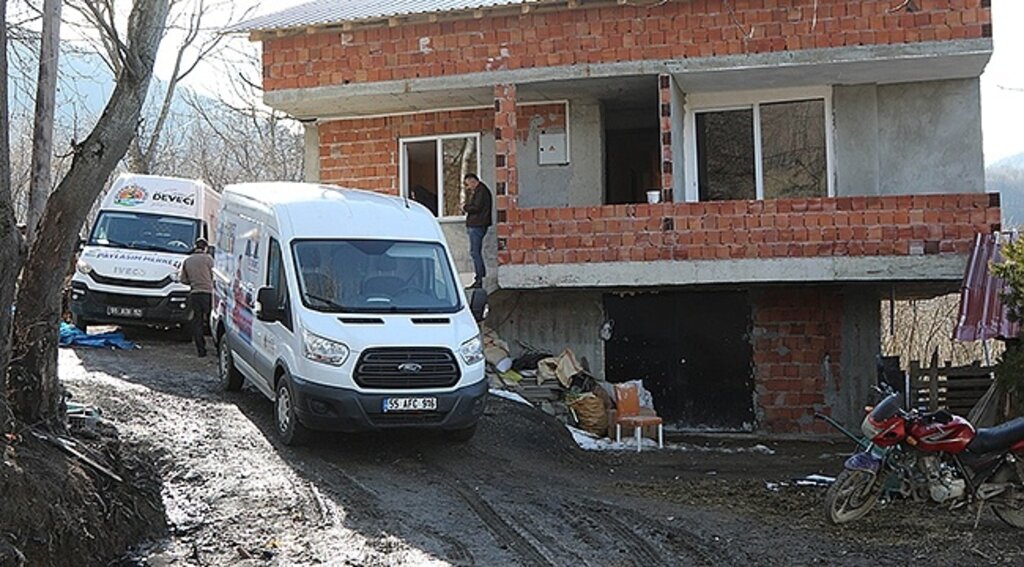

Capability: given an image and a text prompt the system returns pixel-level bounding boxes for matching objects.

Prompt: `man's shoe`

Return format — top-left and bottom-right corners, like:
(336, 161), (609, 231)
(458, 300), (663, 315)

(197, 351), (208, 358)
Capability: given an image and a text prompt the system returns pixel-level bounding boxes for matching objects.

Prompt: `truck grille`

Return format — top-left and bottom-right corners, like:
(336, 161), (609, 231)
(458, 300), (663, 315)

(354, 348), (460, 389)
(90, 272), (171, 289)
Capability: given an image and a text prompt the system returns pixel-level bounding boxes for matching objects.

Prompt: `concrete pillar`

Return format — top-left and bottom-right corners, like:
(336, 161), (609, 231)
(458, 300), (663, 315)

(303, 122), (320, 183)
(834, 286), (882, 429)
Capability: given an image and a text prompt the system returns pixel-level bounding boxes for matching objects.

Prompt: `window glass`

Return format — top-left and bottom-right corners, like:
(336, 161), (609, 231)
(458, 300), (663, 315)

(696, 110), (756, 201)
(89, 211), (198, 254)
(442, 137), (478, 217)
(267, 238), (292, 330)
(292, 240), (460, 314)
(761, 100), (827, 199)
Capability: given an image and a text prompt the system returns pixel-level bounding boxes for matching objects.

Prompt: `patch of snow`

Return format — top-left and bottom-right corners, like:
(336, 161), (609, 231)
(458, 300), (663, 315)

(795, 474), (835, 486)
(488, 389), (531, 406)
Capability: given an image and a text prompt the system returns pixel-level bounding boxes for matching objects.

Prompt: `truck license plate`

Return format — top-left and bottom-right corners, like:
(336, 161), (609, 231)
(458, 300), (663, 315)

(382, 397), (437, 412)
(107, 306), (143, 318)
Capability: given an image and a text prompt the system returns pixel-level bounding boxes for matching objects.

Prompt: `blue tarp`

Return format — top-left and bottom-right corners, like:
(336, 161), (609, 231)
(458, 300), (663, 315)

(59, 322), (136, 350)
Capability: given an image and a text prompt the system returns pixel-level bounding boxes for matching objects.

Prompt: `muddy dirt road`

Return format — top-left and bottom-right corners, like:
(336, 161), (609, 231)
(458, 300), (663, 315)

(60, 333), (1024, 566)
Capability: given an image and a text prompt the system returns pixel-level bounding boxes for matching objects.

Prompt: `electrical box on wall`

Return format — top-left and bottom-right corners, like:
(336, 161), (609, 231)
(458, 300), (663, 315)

(538, 132), (568, 165)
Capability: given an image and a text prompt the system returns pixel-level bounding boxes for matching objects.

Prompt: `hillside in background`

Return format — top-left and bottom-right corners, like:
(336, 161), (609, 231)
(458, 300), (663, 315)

(989, 152), (1024, 229)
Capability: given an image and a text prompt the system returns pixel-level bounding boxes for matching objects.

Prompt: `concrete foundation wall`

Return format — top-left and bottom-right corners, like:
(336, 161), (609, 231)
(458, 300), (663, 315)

(836, 286), (882, 429)
(487, 290), (605, 376)
(518, 100), (603, 208)
(834, 78), (985, 197)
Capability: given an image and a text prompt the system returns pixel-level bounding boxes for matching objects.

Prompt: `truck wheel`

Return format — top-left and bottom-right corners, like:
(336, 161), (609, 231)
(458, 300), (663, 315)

(446, 424), (478, 443)
(275, 376), (310, 446)
(217, 335), (244, 392)
(71, 313), (91, 331)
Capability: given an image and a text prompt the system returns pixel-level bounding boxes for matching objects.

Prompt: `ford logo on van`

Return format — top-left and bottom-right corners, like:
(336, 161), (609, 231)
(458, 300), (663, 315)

(397, 362), (422, 374)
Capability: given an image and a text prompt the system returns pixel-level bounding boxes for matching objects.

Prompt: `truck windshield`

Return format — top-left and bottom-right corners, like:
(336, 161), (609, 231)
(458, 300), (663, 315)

(293, 240), (461, 314)
(89, 211), (199, 254)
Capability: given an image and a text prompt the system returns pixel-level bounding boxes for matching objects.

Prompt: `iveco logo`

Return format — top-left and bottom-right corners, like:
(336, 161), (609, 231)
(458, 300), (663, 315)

(397, 363), (422, 374)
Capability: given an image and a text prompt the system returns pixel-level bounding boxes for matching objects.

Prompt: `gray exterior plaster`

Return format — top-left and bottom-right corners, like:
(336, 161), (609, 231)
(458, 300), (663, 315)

(487, 290), (605, 377)
(303, 123), (320, 182)
(518, 100), (604, 208)
(833, 85), (880, 196)
(876, 79), (985, 195)
(498, 255), (968, 290)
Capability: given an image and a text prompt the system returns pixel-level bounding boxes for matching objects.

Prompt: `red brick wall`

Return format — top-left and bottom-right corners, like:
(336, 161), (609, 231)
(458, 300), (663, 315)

(495, 194), (1001, 265)
(318, 109), (493, 193)
(495, 85), (519, 216)
(263, 0), (991, 91)
(752, 288), (843, 434)
(317, 103), (565, 194)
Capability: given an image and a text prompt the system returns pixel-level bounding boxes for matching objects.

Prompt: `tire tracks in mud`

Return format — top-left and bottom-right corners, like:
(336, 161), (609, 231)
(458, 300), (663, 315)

(296, 456), (477, 566)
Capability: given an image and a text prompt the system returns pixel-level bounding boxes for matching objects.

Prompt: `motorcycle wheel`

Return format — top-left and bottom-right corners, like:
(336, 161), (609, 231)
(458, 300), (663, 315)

(824, 469), (882, 525)
(991, 465), (1024, 529)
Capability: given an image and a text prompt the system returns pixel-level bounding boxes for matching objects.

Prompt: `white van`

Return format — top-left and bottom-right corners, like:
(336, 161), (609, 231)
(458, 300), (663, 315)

(211, 182), (488, 444)
(70, 174), (220, 329)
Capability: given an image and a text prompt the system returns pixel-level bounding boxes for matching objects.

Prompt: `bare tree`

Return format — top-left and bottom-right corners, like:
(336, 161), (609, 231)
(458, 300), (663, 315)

(5, 0), (171, 425)
(25, 0), (62, 243)
(67, 0), (250, 174)
(1, 0), (27, 432)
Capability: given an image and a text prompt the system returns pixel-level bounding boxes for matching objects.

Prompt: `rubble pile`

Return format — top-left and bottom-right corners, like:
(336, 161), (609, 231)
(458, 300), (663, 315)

(482, 327), (659, 442)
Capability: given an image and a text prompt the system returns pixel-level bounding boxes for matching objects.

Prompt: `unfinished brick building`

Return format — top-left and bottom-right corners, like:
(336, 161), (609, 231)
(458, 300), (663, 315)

(232, 0), (999, 433)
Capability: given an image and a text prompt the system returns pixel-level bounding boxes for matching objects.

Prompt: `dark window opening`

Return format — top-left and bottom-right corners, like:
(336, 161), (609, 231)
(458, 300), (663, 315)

(602, 79), (661, 205)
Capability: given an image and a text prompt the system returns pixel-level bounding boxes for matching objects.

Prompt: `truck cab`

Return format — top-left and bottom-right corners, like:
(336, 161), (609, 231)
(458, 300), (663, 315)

(70, 174), (219, 330)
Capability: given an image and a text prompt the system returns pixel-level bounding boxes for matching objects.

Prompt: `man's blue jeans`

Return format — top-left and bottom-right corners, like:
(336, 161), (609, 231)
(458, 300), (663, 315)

(467, 226), (488, 283)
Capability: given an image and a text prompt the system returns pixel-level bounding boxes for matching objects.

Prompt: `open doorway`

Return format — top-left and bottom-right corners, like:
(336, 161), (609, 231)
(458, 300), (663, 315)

(603, 78), (660, 205)
(604, 290), (755, 430)
(404, 140), (439, 216)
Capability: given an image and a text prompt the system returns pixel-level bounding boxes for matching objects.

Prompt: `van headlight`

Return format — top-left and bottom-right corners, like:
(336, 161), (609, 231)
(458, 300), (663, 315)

(302, 329), (349, 366)
(459, 335), (484, 365)
(76, 260), (93, 275)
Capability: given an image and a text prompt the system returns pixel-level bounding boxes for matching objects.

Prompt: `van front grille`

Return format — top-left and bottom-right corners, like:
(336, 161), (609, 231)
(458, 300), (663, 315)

(354, 347), (460, 389)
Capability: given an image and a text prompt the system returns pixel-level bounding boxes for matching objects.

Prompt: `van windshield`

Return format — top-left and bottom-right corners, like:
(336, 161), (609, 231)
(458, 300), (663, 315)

(89, 211), (199, 254)
(292, 240), (461, 314)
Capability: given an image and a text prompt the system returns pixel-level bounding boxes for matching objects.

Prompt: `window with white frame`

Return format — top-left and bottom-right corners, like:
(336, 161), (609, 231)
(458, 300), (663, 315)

(401, 134), (480, 219)
(686, 88), (832, 202)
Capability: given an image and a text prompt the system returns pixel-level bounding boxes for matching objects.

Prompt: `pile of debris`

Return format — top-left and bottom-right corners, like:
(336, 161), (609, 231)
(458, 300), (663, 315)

(482, 327), (658, 441)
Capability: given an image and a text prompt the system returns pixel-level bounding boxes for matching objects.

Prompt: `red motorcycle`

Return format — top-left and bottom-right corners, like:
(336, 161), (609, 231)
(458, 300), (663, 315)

(823, 386), (1024, 527)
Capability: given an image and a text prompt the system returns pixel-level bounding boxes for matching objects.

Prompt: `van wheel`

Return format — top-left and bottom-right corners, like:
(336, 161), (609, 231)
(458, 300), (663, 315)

(217, 335), (243, 392)
(446, 424), (478, 443)
(275, 376), (309, 446)
(71, 313), (91, 331)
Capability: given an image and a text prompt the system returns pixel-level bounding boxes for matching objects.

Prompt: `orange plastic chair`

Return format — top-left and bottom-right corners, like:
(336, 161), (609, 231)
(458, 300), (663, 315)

(613, 383), (664, 452)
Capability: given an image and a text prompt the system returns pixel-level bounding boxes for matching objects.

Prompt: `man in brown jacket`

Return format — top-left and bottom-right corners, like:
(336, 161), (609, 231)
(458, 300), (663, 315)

(180, 238), (214, 357)
(462, 173), (492, 288)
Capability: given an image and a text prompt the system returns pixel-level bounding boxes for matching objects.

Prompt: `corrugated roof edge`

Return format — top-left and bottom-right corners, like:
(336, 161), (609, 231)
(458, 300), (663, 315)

(224, 0), (564, 35)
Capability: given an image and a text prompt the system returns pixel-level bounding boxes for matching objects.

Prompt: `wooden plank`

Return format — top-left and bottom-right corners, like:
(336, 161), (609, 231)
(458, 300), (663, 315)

(928, 350), (940, 412)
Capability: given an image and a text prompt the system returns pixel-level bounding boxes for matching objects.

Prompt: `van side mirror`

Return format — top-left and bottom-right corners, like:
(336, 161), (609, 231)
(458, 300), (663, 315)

(469, 288), (488, 322)
(77, 237), (86, 252)
(255, 286), (281, 322)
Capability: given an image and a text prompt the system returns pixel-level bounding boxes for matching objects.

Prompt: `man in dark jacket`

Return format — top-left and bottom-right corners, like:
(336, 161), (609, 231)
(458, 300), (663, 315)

(462, 173), (492, 288)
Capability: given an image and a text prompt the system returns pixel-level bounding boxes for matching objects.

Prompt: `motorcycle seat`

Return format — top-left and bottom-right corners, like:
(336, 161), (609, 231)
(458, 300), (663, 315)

(967, 417), (1024, 454)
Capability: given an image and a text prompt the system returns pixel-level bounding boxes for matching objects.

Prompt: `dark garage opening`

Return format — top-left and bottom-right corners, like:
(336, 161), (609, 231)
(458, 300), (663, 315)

(604, 291), (755, 430)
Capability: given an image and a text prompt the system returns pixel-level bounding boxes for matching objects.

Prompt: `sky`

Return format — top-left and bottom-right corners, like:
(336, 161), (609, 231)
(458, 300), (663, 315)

(141, 0), (1024, 168)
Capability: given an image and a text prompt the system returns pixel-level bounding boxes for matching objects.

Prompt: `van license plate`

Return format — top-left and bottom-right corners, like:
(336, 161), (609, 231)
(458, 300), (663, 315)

(107, 306), (143, 318)
(383, 397), (437, 412)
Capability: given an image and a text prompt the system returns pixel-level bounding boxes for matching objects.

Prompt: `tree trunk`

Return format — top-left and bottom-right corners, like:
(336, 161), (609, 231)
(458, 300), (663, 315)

(0, 0), (27, 433)
(26, 0), (63, 242)
(8, 0), (170, 425)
